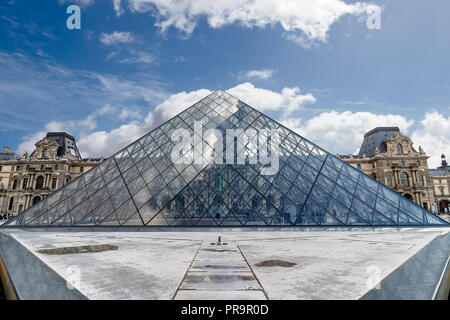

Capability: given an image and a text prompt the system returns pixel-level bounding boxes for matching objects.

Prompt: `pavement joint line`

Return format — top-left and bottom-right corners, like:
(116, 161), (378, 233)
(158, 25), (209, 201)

(334, 238), (418, 245)
(236, 242), (269, 300)
(171, 241), (203, 300)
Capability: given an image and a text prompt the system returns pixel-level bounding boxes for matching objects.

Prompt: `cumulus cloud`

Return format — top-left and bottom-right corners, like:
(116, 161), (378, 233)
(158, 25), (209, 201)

(283, 111), (415, 156)
(119, 108), (141, 120)
(288, 110), (449, 167)
(144, 88), (213, 129)
(77, 122), (145, 158)
(15, 104), (116, 156)
(113, 0), (124, 16)
(241, 69), (274, 80)
(228, 82), (316, 115)
(100, 31), (135, 45)
(411, 112), (450, 168)
(114, 0), (379, 47)
(16, 121), (65, 157)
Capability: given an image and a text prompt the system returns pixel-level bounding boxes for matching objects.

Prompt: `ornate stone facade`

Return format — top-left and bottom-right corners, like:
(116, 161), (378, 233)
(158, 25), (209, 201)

(0, 132), (103, 216)
(338, 127), (438, 213)
(429, 155), (450, 214)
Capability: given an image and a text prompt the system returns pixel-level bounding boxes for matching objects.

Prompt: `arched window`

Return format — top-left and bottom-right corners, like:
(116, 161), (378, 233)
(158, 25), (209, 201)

(36, 176), (44, 189)
(357, 164), (361, 169)
(12, 179), (18, 190)
(22, 177), (28, 189)
(8, 197), (14, 211)
(418, 172), (424, 186)
(386, 174), (392, 187)
(385, 161), (389, 167)
(401, 172), (409, 186)
(397, 144), (403, 154)
(32, 196), (41, 205)
(42, 148), (48, 158)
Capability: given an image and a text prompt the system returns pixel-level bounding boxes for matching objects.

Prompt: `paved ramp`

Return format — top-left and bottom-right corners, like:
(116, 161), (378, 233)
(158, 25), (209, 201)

(174, 239), (267, 300)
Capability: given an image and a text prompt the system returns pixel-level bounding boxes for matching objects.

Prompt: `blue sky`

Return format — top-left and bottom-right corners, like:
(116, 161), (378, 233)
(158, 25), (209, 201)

(0, 0), (449, 167)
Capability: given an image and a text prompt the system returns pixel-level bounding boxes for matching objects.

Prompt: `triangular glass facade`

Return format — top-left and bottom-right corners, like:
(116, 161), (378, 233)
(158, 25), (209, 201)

(4, 90), (448, 227)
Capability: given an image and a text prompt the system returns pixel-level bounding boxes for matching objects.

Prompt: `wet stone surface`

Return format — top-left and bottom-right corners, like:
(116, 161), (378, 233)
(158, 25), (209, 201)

(174, 240), (267, 299)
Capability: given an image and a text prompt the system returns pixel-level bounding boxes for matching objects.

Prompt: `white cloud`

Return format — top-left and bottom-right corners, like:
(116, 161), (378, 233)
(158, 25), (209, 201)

(100, 31), (135, 45)
(282, 111), (415, 156)
(78, 114), (97, 131)
(16, 121), (65, 157)
(228, 82), (316, 115)
(241, 69), (274, 80)
(77, 122), (144, 158)
(77, 103), (116, 130)
(113, 0), (124, 16)
(144, 89), (213, 129)
(411, 112), (450, 168)
(15, 103), (117, 156)
(118, 50), (155, 64)
(288, 110), (449, 167)
(117, 0), (379, 46)
(119, 108), (141, 120)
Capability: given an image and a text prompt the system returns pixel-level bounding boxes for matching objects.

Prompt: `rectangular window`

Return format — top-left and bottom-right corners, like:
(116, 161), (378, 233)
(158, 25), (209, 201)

(80, 167), (84, 173)
(0, 166), (2, 171)
(16, 166), (21, 171)
(52, 178), (57, 189)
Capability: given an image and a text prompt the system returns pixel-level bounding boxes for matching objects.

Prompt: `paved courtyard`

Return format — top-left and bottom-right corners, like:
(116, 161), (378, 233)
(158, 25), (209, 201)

(3, 227), (449, 299)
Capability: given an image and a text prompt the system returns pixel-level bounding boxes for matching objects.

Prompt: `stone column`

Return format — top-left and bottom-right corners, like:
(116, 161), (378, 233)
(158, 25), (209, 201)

(408, 174), (413, 187)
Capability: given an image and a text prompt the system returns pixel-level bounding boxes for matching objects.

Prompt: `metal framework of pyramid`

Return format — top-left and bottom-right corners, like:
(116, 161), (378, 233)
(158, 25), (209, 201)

(4, 90), (448, 227)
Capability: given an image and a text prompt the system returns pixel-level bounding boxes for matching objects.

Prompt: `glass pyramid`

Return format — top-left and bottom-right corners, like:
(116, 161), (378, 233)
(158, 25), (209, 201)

(4, 90), (448, 227)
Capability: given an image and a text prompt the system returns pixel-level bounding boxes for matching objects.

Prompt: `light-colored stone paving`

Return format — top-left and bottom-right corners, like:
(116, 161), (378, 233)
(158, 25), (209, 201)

(4, 227), (449, 299)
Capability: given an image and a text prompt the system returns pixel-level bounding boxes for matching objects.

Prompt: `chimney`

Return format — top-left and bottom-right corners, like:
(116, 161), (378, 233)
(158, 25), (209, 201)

(3, 146), (10, 153)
